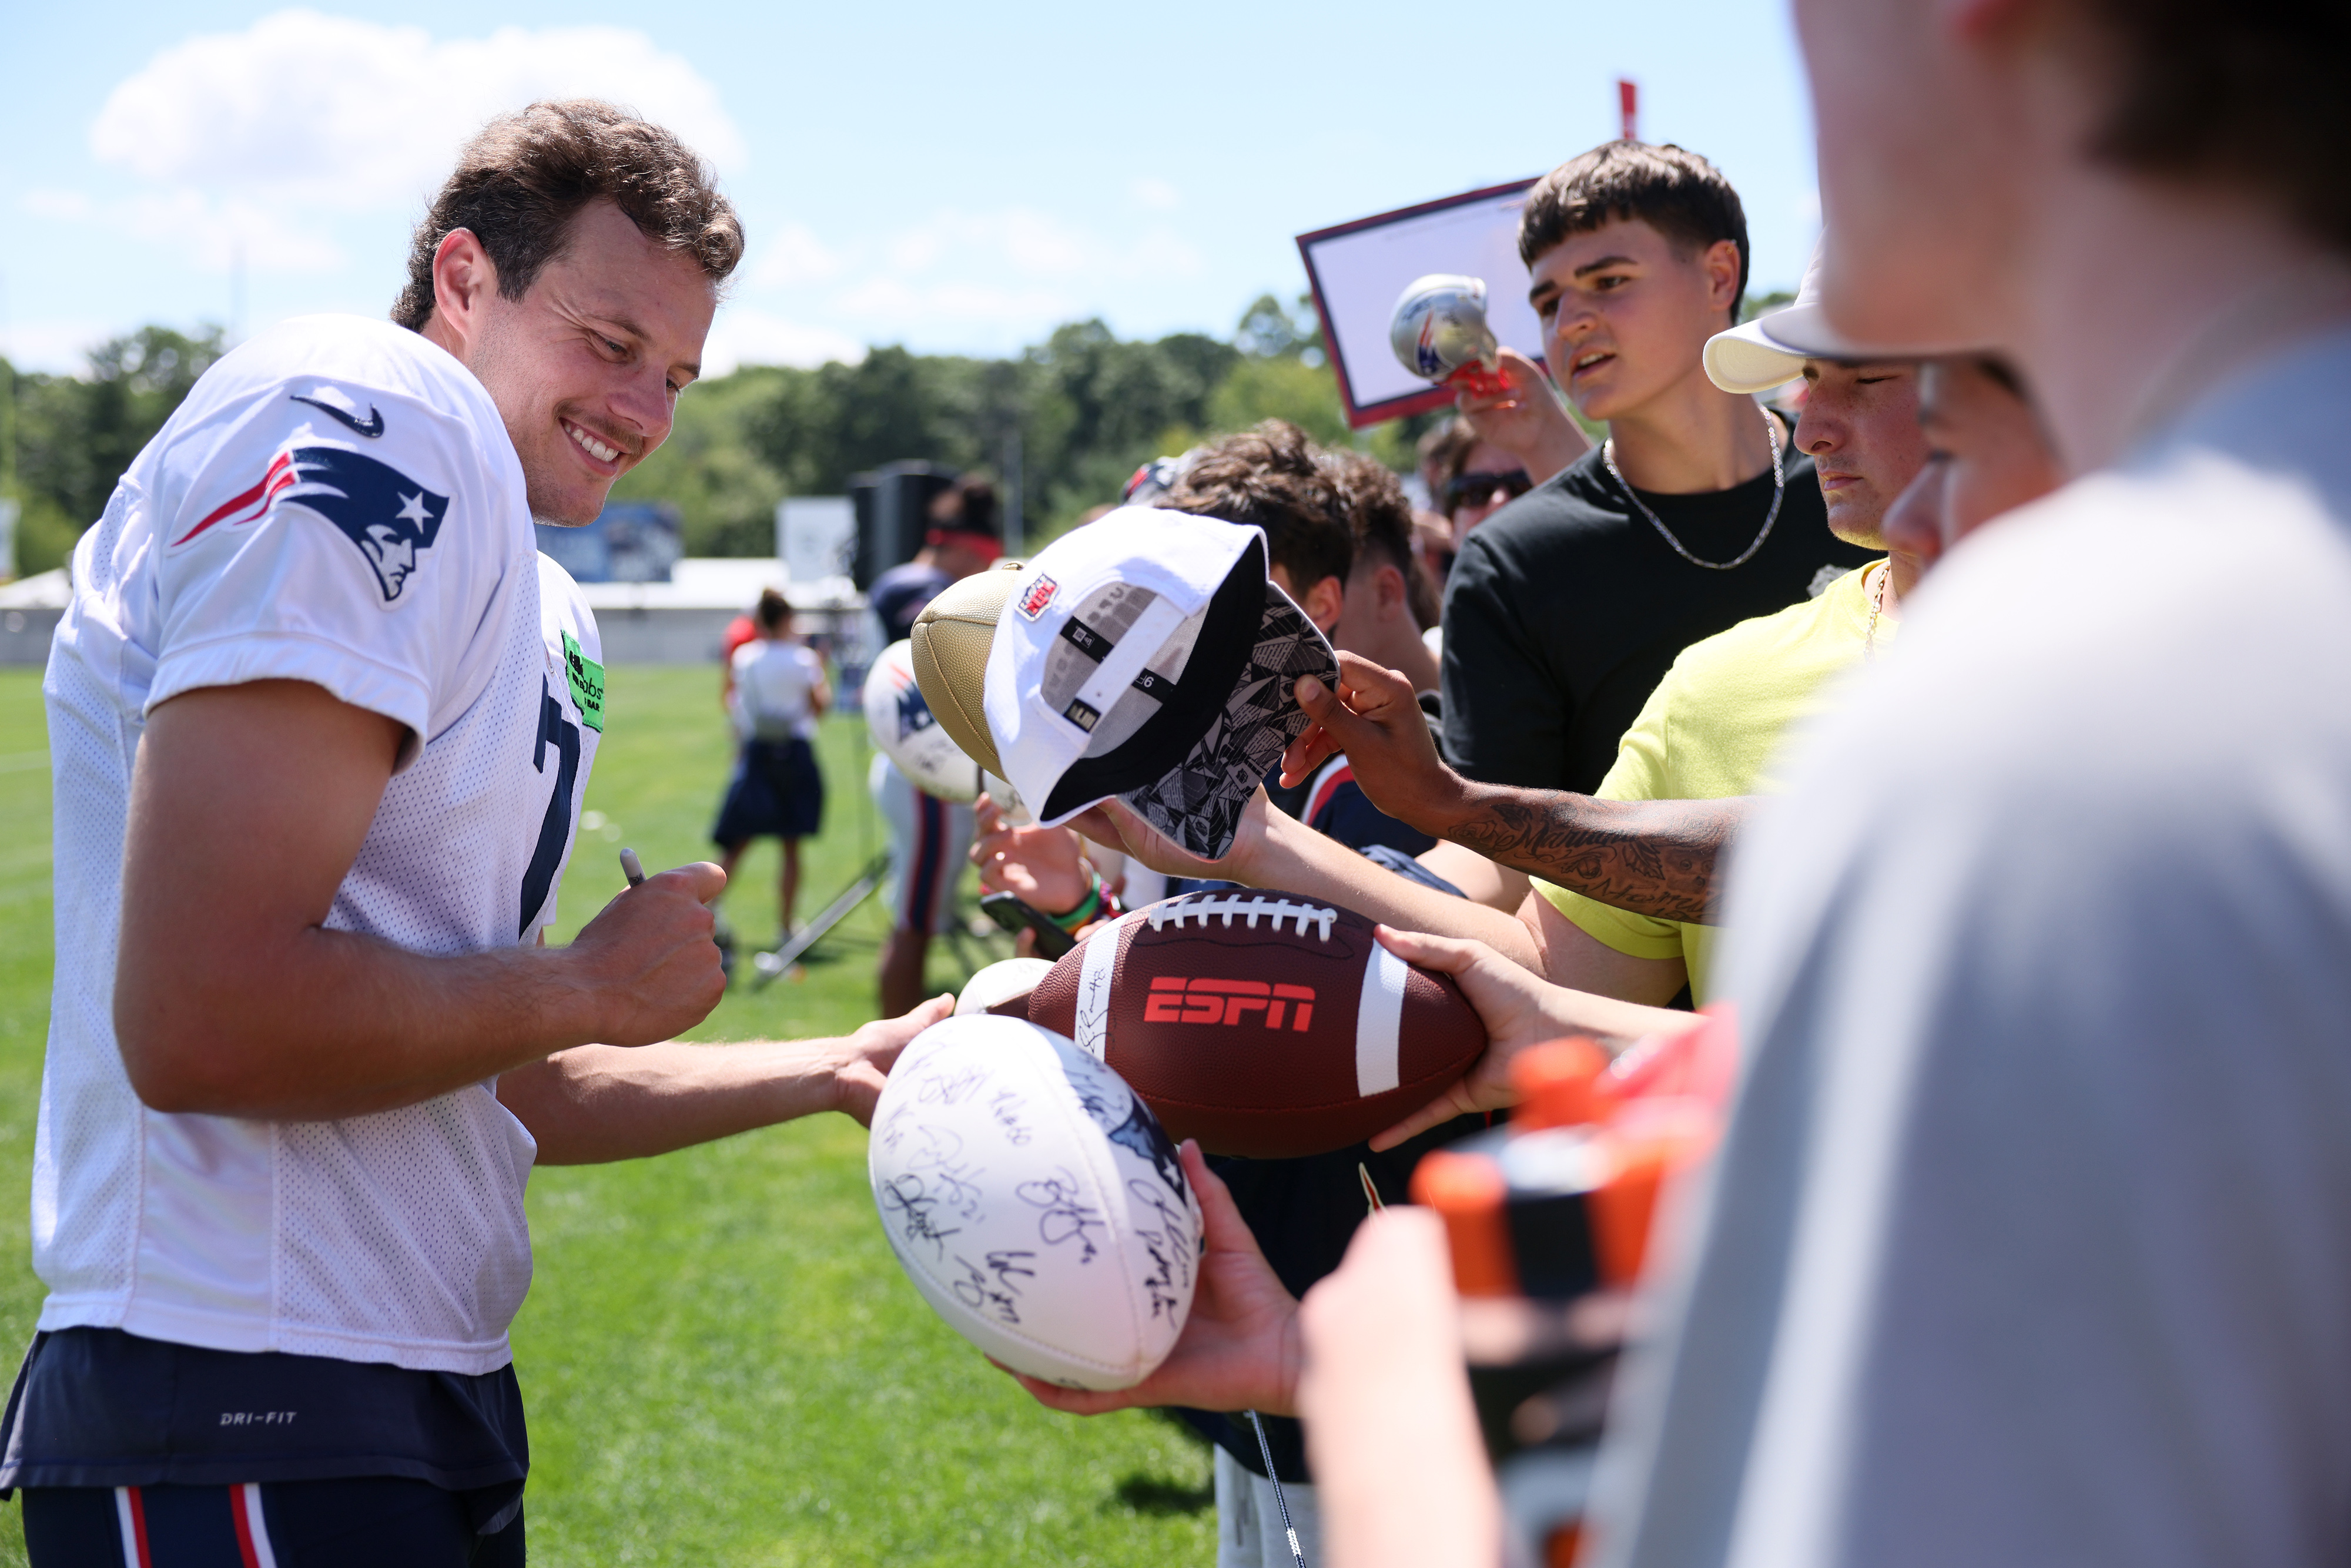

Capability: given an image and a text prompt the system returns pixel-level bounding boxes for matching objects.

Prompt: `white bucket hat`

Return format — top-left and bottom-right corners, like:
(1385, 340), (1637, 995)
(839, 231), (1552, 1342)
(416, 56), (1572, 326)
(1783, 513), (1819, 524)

(983, 506), (1338, 860)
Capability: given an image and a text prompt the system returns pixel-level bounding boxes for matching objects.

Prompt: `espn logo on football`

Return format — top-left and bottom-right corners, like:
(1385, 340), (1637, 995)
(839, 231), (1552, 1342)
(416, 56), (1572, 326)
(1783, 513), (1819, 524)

(1144, 977), (1315, 1031)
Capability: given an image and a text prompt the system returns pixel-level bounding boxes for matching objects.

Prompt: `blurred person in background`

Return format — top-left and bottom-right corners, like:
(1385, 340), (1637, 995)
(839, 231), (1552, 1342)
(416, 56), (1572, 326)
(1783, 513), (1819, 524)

(869, 477), (998, 1015)
(711, 589), (829, 953)
(1442, 142), (1873, 799)
(1448, 344), (1591, 494)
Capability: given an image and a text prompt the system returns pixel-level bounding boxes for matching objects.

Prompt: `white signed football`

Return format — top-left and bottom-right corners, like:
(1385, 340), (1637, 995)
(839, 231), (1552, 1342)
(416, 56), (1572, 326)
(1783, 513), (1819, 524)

(954, 956), (1052, 1017)
(868, 1016), (1202, 1390)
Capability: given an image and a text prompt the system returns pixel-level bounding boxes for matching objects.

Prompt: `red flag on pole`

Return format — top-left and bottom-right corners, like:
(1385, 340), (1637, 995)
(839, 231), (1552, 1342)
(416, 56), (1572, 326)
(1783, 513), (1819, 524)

(1619, 78), (1639, 143)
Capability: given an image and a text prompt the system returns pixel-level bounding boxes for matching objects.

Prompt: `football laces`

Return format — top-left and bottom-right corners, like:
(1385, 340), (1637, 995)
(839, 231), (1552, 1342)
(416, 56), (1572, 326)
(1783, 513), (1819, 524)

(1146, 893), (1337, 941)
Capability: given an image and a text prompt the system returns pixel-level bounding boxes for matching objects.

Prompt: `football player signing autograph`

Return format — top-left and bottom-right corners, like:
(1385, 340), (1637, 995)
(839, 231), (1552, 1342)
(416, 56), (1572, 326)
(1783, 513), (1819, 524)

(5, 101), (949, 1565)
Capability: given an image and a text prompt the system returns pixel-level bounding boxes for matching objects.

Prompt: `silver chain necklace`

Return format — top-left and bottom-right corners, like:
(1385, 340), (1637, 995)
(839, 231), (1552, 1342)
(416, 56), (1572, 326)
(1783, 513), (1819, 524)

(1602, 404), (1786, 571)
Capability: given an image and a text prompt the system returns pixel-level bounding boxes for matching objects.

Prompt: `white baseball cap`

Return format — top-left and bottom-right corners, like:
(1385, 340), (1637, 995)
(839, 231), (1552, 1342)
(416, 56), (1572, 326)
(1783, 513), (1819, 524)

(983, 506), (1338, 860)
(1703, 240), (1871, 394)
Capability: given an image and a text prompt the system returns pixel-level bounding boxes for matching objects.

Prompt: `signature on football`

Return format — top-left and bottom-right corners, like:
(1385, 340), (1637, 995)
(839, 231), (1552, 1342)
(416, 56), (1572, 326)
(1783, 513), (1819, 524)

(879, 1175), (963, 1261)
(1017, 1171), (1106, 1263)
(950, 1249), (1037, 1325)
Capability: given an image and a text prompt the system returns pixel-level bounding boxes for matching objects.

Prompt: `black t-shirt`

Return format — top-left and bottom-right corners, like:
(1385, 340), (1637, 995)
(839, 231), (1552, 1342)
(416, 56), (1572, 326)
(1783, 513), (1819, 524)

(1440, 435), (1871, 793)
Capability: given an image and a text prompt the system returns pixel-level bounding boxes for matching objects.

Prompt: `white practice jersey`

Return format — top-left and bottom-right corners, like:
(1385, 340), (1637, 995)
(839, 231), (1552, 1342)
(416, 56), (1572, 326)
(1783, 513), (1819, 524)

(38, 314), (603, 1375)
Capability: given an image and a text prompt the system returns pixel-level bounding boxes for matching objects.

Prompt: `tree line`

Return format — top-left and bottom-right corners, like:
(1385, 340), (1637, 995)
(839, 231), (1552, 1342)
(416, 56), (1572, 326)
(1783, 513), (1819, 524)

(2, 295), (1424, 576)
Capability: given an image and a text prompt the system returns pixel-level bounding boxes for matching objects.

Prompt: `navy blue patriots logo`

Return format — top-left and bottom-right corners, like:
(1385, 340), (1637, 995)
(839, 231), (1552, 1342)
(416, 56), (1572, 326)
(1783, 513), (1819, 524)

(282, 447), (449, 602)
(896, 678), (939, 740)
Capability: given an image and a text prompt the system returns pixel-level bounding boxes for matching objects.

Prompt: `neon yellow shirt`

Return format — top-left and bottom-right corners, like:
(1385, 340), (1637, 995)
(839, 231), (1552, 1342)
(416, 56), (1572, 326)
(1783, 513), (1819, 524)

(1540, 561), (1892, 1003)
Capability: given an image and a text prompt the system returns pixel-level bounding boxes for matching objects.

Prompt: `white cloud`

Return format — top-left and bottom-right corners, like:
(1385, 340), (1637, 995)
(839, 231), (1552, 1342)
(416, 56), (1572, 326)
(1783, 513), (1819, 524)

(829, 276), (1090, 333)
(89, 9), (745, 213)
(1128, 177), (1180, 212)
(21, 186), (343, 276)
(732, 203), (1208, 355)
(701, 308), (867, 376)
(22, 190), (93, 222)
(752, 223), (846, 289)
(1, 319), (121, 375)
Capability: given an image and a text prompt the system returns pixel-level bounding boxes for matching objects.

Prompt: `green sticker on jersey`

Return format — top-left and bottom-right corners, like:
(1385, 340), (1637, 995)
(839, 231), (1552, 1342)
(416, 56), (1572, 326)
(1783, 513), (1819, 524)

(562, 632), (605, 732)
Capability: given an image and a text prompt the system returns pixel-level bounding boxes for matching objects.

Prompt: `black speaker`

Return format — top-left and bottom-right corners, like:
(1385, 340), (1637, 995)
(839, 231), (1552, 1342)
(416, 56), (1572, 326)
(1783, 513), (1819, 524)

(848, 461), (957, 590)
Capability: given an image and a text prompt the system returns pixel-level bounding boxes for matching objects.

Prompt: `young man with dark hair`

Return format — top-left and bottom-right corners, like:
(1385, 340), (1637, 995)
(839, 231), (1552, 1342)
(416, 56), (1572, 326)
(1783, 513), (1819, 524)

(8, 99), (948, 1563)
(1441, 141), (1872, 796)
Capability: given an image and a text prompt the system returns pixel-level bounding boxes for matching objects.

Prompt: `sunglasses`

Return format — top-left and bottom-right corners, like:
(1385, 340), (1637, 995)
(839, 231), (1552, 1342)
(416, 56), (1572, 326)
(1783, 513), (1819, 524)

(1445, 469), (1533, 510)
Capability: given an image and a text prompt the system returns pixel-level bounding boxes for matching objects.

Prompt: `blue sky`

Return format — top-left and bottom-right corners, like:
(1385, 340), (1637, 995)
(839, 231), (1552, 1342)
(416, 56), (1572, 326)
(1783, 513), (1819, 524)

(1, 1), (1820, 378)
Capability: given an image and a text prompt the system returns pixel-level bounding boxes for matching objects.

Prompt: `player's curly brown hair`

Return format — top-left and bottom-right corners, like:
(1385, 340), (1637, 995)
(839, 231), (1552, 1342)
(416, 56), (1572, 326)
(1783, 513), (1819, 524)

(392, 99), (743, 332)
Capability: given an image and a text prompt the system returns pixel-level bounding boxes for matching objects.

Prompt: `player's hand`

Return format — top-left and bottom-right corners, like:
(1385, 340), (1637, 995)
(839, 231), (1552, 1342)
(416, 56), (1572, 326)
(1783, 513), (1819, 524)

(830, 993), (955, 1125)
(1364, 925), (1595, 1149)
(1281, 654), (1463, 834)
(1456, 348), (1589, 486)
(568, 862), (729, 1046)
(971, 793), (1091, 913)
(1069, 787), (1275, 886)
(1009, 1141), (1302, 1418)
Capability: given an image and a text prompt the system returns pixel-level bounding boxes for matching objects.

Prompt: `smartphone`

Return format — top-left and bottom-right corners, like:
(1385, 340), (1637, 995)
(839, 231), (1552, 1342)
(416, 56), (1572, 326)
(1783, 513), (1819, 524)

(979, 892), (1077, 960)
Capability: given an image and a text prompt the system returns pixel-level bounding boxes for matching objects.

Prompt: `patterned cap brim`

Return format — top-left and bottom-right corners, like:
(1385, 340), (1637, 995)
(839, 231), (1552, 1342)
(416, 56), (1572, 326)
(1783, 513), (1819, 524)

(1115, 583), (1338, 859)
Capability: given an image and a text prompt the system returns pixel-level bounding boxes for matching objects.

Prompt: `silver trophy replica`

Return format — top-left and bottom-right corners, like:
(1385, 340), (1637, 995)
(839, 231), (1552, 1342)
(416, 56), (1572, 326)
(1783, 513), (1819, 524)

(1389, 274), (1510, 398)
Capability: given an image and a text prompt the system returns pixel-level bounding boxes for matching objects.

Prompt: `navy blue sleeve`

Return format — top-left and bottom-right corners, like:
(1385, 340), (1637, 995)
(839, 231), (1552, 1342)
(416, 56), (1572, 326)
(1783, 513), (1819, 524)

(1310, 778), (1436, 859)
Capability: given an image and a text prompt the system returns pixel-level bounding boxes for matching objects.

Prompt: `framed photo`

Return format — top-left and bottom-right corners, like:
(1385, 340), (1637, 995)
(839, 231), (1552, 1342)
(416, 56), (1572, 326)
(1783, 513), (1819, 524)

(1297, 179), (1546, 429)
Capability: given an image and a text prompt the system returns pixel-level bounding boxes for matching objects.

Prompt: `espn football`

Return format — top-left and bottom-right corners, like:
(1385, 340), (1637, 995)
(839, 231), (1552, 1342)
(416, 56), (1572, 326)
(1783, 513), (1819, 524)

(868, 1016), (1201, 1391)
(1021, 889), (1488, 1158)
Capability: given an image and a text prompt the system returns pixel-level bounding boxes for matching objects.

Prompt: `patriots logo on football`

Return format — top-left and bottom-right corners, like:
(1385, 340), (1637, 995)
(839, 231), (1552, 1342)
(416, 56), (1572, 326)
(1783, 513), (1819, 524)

(896, 680), (939, 738)
(175, 447), (448, 603)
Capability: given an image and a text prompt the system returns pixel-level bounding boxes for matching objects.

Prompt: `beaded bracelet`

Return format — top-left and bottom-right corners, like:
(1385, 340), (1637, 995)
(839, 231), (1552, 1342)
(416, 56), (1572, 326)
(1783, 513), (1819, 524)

(1047, 875), (1104, 934)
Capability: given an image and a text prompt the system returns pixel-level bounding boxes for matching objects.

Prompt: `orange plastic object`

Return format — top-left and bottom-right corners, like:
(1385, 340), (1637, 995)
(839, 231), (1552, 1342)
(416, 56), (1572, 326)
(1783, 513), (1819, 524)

(1509, 1037), (1611, 1131)
(1546, 1523), (1582, 1567)
(1410, 1150), (1517, 1296)
(1585, 1004), (1739, 1286)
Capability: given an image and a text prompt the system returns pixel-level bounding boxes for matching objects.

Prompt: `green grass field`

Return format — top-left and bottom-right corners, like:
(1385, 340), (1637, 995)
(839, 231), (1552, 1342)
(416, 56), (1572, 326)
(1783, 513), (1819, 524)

(0, 665), (1216, 1565)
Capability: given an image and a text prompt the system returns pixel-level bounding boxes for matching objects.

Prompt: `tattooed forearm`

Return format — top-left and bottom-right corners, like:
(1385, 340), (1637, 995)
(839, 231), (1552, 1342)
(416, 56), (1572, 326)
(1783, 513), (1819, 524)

(1440, 786), (1751, 924)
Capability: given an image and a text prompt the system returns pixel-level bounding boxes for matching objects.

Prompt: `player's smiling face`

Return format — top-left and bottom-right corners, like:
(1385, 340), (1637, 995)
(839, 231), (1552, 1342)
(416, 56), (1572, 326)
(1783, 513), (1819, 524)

(1526, 217), (1742, 424)
(458, 200), (716, 526)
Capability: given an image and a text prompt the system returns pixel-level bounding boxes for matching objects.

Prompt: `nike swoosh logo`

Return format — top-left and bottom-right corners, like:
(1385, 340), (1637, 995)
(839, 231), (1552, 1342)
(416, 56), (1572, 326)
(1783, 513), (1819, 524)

(291, 394), (386, 438)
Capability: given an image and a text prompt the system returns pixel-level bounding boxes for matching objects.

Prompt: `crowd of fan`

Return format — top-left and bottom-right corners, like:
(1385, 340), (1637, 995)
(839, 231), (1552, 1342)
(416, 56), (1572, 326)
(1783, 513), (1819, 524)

(884, 3), (2351, 1564)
